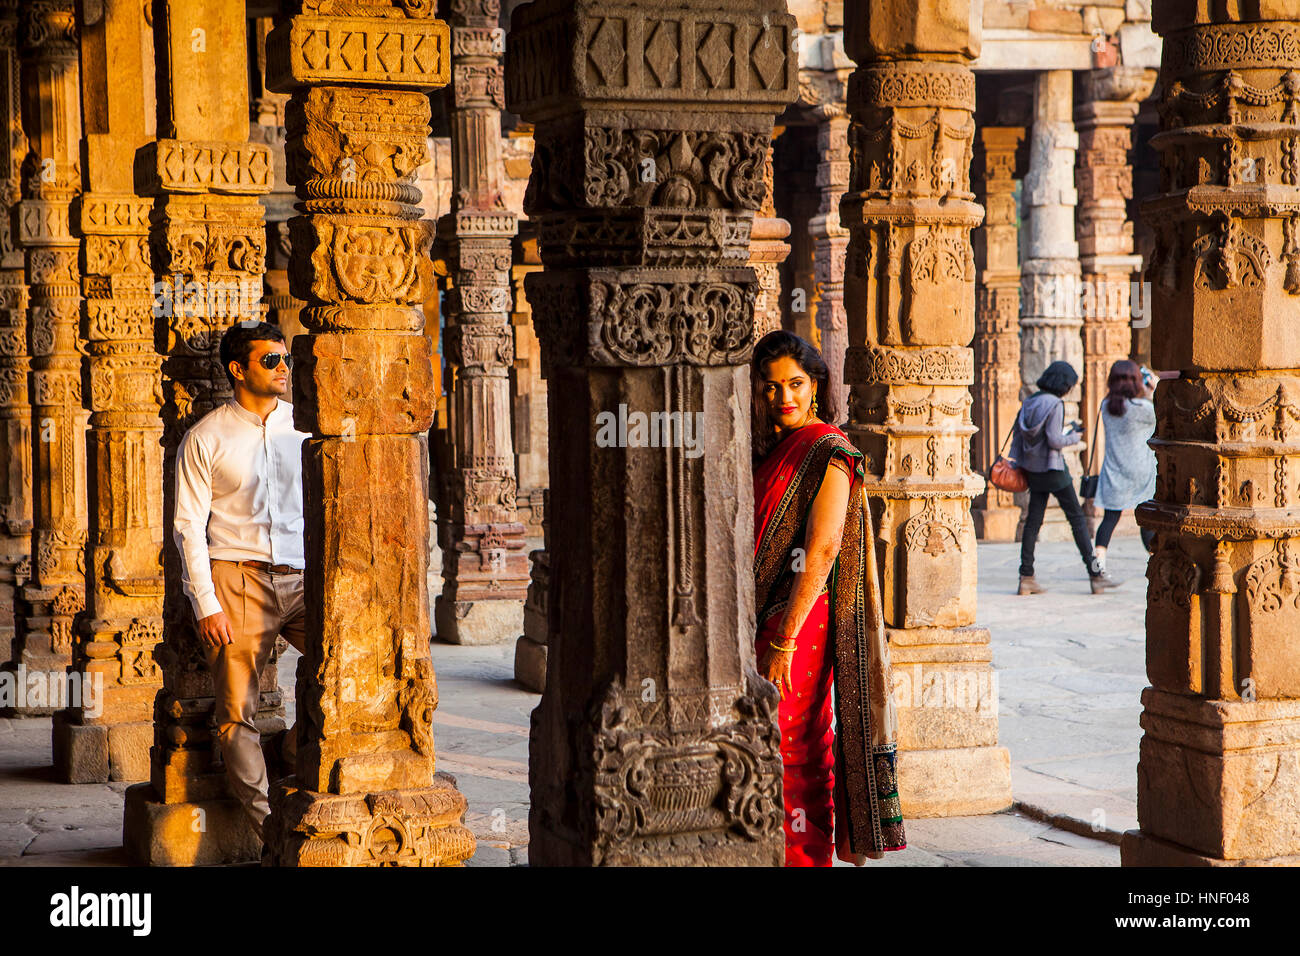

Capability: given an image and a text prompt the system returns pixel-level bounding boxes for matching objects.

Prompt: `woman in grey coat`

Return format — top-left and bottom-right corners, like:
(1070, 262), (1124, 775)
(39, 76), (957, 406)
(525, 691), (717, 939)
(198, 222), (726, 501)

(1010, 360), (1119, 595)
(1092, 360), (1158, 570)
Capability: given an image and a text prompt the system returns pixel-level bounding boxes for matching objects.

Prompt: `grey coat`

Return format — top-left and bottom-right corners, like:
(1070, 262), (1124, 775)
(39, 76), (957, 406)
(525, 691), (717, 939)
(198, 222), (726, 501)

(1009, 391), (1081, 473)
(1095, 397), (1157, 511)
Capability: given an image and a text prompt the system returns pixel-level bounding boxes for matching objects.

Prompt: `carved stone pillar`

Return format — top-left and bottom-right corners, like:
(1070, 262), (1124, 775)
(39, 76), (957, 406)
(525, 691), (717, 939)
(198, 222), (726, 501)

(1122, 4), (1300, 867)
(510, 234), (547, 532)
(971, 127), (1024, 542)
(3, 0), (87, 717)
(749, 140), (789, 338)
(121, 0), (277, 866)
(434, 0), (529, 646)
(812, 108), (850, 420)
(841, 2), (1012, 817)
(51, 0), (162, 784)
(261, 1), (474, 867)
(1021, 70), (1083, 444)
(1075, 67), (1155, 466)
(508, 0), (796, 865)
(0, 2), (30, 669)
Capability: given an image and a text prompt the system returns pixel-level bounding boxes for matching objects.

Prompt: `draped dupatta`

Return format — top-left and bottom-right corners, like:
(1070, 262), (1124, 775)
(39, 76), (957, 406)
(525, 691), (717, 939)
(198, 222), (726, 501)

(753, 423), (905, 861)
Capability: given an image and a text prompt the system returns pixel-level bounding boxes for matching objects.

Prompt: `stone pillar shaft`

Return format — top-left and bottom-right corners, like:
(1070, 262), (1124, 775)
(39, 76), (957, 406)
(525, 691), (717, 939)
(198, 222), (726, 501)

(812, 109), (849, 420)
(121, 0), (277, 866)
(841, 1), (1011, 817)
(508, 0), (796, 865)
(749, 140), (790, 338)
(1123, 4), (1300, 866)
(6, 0), (86, 716)
(434, 0), (530, 646)
(52, 0), (163, 784)
(971, 127), (1024, 542)
(262, 1), (473, 867)
(1076, 67), (1154, 470)
(0, 2), (30, 670)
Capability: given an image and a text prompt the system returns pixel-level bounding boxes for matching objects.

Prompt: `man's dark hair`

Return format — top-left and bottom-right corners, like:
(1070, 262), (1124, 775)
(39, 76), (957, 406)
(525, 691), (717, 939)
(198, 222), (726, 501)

(219, 321), (285, 388)
(1036, 360), (1078, 398)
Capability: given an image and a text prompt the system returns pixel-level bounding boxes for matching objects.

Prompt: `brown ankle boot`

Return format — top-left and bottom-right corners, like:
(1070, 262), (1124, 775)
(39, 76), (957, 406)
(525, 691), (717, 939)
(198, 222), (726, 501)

(1018, 575), (1045, 595)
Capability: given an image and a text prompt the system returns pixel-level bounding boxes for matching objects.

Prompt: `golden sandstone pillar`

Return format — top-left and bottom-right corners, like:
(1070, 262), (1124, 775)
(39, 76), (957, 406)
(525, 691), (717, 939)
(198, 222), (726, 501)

(841, 1), (1012, 817)
(122, 0), (276, 865)
(0, 2), (30, 670)
(262, 1), (474, 867)
(434, 0), (530, 646)
(1075, 67), (1154, 467)
(971, 127), (1024, 541)
(1123, 2), (1300, 867)
(509, 0), (796, 864)
(3, 0), (87, 717)
(52, 0), (163, 783)
(812, 108), (851, 422)
(749, 141), (790, 338)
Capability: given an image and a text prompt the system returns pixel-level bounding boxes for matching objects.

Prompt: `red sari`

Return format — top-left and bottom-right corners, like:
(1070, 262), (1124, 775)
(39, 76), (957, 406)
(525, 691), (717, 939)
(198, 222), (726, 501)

(753, 422), (905, 866)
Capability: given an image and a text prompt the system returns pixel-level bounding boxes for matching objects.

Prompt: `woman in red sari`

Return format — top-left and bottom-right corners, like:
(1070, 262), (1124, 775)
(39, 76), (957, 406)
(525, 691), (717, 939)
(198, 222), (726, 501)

(751, 330), (905, 866)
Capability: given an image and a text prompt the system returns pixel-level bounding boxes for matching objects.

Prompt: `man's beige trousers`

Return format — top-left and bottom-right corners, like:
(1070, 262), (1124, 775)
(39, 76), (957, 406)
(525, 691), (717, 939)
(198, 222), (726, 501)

(204, 560), (306, 838)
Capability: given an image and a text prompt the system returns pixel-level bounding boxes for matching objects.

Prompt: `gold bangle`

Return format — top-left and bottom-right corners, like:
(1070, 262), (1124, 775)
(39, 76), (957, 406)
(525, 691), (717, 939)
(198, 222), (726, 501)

(768, 638), (797, 653)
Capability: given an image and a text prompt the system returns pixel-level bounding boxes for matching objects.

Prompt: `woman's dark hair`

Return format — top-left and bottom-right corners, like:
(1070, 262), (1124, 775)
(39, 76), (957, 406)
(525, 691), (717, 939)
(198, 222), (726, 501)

(750, 330), (834, 459)
(1105, 359), (1144, 417)
(218, 320), (285, 388)
(1035, 360), (1078, 398)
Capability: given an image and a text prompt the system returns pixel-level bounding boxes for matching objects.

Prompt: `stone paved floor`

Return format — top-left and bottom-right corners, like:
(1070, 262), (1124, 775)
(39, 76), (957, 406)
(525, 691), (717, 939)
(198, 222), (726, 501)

(0, 533), (1149, 867)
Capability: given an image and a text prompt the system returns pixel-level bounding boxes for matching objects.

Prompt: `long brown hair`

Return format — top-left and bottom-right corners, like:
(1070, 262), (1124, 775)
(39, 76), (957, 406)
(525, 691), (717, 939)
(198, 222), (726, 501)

(1106, 359), (1144, 416)
(750, 331), (834, 462)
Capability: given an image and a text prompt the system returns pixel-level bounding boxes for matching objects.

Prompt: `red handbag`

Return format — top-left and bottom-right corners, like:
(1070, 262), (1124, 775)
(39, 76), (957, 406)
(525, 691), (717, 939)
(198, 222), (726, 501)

(989, 422), (1028, 493)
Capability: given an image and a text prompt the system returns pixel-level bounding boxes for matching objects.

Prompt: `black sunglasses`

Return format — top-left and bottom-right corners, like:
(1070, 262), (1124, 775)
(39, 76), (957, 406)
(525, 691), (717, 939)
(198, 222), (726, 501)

(255, 351), (293, 371)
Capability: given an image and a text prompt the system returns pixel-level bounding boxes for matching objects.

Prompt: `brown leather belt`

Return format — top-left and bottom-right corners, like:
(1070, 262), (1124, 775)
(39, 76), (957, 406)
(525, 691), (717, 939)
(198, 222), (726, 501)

(235, 559), (301, 575)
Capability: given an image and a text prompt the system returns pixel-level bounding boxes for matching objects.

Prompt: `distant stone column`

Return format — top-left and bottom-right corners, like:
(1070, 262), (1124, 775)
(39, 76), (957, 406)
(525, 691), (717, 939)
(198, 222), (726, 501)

(1122, 3), (1300, 867)
(812, 108), (850, 418)
(510, 235), (547, 532)
(971, 127), (1024, 542)
(512, 488), (548, 692)
(261, 1), (474, 867)
(51, 0), (162, 783)
(508, 0), (797, 865)
(750, 141), (790, 337)
(841, 1), (1012, 817)
(1075, 67), (1155, 465)
(434, 0), (530, 646)
(121, 0), (277, 866)
(4, 0), (87, 717)
(1021, 70), (1083, 439)
(0, 2), (31, 670)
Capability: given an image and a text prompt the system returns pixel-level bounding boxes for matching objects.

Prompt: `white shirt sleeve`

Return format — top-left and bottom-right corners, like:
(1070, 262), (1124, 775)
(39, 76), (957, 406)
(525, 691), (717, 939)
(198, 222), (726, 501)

(174, 430), (222, 620)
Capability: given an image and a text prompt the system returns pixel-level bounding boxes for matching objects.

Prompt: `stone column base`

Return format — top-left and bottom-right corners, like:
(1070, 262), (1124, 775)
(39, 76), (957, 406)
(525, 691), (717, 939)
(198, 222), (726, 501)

(972, 505), (1021, 542)
(898, 745), (1013, 817)
(1121, 829), (1300, 867)
(263, 771), (475, 866)
(435, 596), (524, 646)
(52, 711), (151, 783)
(121, 782), (261, 866)
(513, 635), (546, 692)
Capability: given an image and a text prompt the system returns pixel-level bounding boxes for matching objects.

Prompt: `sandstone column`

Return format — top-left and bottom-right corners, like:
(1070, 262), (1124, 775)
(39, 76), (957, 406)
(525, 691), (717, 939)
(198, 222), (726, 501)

(261, 1), (474, 867)
(51, 0), (162, 783)
(1122, 3), (1300, 866)
(841, 1), (1012, 817)
(434, 0), (529, 646)
(971, 127), (1024, 542)
(1076, 66), (1155, 465)
(812, 108), (850, 419)
(3, 0), (87, 717)
(512, 488), (548, 692)
(509, 0), (796, 865)
(1021, 70), (1083, 436)
(0, 1), (30, 669)
(749, 140), (790, 338)
(122, 0), (278, 866)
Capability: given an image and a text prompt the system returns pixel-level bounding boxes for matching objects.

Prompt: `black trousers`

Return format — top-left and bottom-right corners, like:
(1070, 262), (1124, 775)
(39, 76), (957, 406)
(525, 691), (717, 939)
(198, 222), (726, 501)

(1019, 475), (1097, 578)
(1095, 508), (1156, 553)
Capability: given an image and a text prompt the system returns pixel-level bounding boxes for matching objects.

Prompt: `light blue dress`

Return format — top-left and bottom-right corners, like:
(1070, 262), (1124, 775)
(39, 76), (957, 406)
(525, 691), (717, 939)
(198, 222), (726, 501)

(1095, 397), (1157, 512)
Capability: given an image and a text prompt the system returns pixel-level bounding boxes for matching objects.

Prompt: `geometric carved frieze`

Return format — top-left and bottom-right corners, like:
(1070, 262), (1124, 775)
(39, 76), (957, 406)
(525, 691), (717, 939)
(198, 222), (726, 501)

(148, 140), (273, 195)
(79, 194), (152, 235)
(265, 15), (451, 91)
(537, 208), (753, 268)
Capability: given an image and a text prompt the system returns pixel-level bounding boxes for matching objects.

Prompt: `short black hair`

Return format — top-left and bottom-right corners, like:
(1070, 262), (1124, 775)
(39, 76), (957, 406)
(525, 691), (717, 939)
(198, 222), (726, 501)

(218, 321), (284, 388)
(1036, 360), (1078, 397)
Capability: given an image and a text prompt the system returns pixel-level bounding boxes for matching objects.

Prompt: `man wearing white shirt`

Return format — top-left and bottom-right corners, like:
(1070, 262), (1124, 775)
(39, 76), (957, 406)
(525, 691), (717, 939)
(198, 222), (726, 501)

(174, 320), (309, 838)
